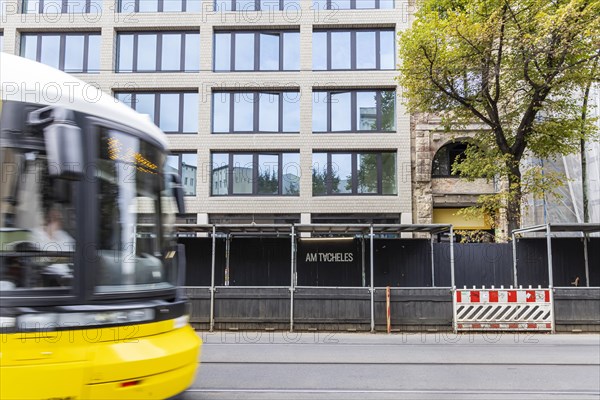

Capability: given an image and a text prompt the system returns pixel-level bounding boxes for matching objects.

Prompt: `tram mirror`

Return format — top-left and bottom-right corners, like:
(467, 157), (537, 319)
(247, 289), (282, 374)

(167, 172), (185, 214)
(31, 107), (84, 180)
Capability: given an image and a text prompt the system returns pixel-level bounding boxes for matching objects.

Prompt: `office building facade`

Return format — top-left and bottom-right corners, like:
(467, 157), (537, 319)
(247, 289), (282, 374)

(1, 0), (417, 226)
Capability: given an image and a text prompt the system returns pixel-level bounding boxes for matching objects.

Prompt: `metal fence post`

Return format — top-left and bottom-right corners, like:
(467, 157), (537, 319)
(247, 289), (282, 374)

(370, 225), (375, 333)
(290, 225), (295, 332)
(430, 234), (435, 287)
(583, 233), (590, 287)
(209, 225), (216, 332)
(512, 232), (518, 287)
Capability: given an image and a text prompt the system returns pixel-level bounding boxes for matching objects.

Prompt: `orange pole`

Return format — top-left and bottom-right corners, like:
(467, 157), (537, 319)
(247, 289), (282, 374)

(386, 286), (391, 334)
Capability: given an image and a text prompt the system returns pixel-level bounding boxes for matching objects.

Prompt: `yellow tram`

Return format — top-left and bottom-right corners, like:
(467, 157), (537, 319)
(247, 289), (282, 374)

(0, 54), (201, 399)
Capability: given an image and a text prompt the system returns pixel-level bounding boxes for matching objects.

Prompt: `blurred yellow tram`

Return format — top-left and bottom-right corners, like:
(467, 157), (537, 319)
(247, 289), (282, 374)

(0, 54), (201, 399)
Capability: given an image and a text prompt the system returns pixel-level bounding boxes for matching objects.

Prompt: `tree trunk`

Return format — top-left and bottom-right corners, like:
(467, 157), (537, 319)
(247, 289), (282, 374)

(506, 166), (522, 235)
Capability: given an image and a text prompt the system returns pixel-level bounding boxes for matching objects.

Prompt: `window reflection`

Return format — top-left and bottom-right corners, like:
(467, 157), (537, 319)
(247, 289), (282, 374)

(331, 32), (351, 69)
(313, 29), (395, 70)
(312, 152), (397, 195)
(167, 153), (198, 196)
(40, 36), (61, 70)
(357, 92), (377, 131)
(212, 152), (300, 196)
(356, 32), (376, 69)
(258, 154), (279, 195)
(358, 153), (378, 193)
(137, 35), (157, 71)
(331, 154), (352, 193)
(260, 33), (279, 71)
(282, 153), (300, 195)
(159, 93), (180, 132)
(214, 31), (299, 71)
(213, 91), (300, 133)
(259, 93), (279, 132)
(235, 33), (255, 71)
(213, 93), (231, 133)
(116, 92), (198, 134)
(233, 93), (255, 132)
(162, 34), (182, 71)
(116, 32), (199, 72)
(214, 33), (232, 71)
(331, 92), (351, 131)
(212, 153), (230, 195)
(233, 154), (254, 194)
(21, 33), (100, 73)
(313, 90), (396, 133)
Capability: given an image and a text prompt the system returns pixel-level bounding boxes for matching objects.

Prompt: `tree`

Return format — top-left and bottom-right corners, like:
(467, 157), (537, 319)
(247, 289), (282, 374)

(397, 0), (600, 233)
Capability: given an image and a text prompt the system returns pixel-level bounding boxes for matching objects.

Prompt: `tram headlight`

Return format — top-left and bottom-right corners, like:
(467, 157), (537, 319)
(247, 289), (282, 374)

(173, 314), (189, 330)
(57, 308), (155, 326)
(15, 308), (155, 330)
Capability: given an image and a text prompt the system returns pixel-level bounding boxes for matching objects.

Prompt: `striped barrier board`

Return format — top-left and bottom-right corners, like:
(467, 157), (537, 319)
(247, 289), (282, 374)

(454, 286), (553, 332)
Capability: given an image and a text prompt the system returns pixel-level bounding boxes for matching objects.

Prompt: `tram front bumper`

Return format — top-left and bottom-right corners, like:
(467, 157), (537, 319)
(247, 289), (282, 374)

(0, 322), (201, 400)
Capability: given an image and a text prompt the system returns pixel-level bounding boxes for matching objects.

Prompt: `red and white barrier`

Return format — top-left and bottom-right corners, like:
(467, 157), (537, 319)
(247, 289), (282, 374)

(453, 286), (554, 332)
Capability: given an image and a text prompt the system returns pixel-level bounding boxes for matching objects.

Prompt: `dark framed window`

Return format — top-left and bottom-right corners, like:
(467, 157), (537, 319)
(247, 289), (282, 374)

(214, 0), (300, 11)
(212, 152), (300, 196)
(313, 28), (395, 70)
(312, 0), (394, 9)
(214, 31), (299, 71)
(20, 32), (100, 73)
(118, 0), (201, 12)
(312, 151), (397, 195)
(116, 31), (199, 72)
(209, 214), (301, 224)
(313, 89), (396, 133)
(166, 152), (198, 196)
(432, 142), (469, 177)
(212, 91), (300, 133)
(23, 0), (102, 13)
(115, 91), (199, 134)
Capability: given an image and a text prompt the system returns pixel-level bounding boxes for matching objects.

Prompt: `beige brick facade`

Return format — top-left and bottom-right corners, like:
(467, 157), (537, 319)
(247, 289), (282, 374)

(1, 0), (419, 223)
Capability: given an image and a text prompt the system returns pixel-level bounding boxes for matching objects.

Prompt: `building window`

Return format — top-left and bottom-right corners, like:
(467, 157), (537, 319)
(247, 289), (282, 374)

(312, 90), (395, 133)
(23, 0), (102, 13)
(214, 0), (300, 11)
(20, 32), (100, 73)
(312, 151), (397, 195)
(432, 142), (469, 177)
(115, 92), (199, 134)
(212, 91), (300, 133)
(214, 31), (299, 71)
(166, 153), (198, 196)
(118, 0), (201, 12)
(0, 33), (3, 52)
(313, 29), (395, 70)
(212, 152), (300, 196)
(116, 32), (199, 72)
(312, 0), (394, 9)
(209, 214), (301, 224)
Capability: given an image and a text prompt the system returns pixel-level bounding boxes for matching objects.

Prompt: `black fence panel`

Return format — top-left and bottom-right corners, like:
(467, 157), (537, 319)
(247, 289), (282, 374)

(214, 287), (290, 330)
(589, 240), (600, 287)
(179, 238), (224, 286)
(374, 288), (453, 331)
(229, 237), (291, 286)
(293, 287), (371, 331)
(554, 288), (600, 332)
(516, 238), (597, 287)
(297, 238), (365, 286)
(372, 239), (433, 287)
(433, 243), (513, 287)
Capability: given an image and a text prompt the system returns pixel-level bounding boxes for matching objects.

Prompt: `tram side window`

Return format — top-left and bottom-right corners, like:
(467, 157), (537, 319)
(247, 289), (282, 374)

(0, 147), (76, 291)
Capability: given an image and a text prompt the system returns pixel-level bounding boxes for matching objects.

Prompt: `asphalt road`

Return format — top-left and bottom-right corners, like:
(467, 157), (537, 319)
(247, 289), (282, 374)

(183, 332), (600, 400)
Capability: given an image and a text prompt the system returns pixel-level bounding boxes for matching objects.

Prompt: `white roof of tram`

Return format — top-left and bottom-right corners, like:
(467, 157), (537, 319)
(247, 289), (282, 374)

(0, 54), (168, 148)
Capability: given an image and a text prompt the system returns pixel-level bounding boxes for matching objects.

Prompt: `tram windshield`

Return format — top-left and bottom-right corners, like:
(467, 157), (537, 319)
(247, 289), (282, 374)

(95, 128), (177, 293)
